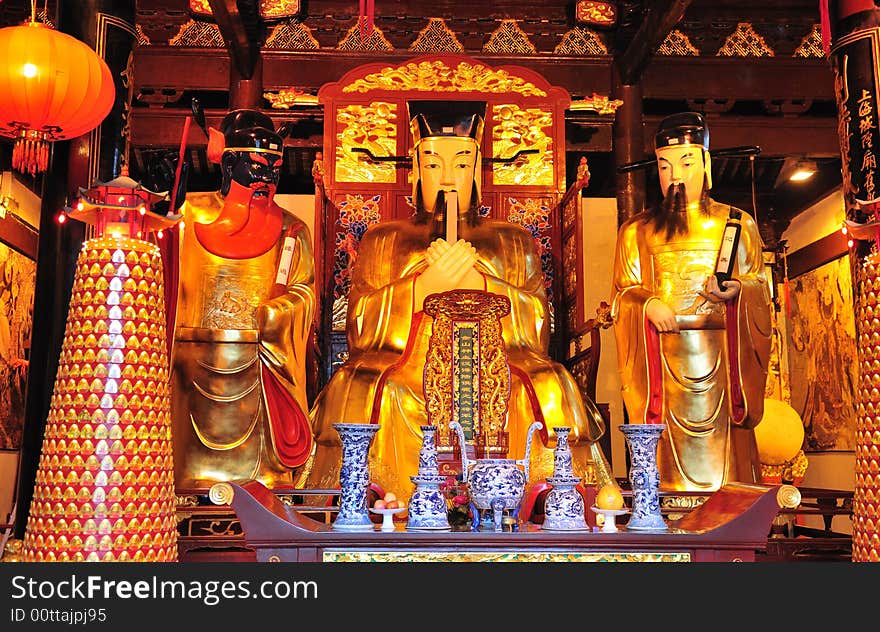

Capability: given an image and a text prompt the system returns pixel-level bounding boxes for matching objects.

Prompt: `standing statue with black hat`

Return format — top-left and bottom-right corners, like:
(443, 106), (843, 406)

(611, 112), (772, 492)
(305, 100), (612, 502)
(170, 109), (316, 493)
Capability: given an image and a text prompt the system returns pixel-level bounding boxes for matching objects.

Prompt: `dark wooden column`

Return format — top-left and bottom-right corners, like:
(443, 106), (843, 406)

(209, 0), (266, 110)
(827, 0), (880, 564)
(14, 143), (79, 539)
(230, 54), (264, 110)
(14, 0), (137, 538)
(611, 0), (693, 225)
(64, 0), (137, 184)
(612, 74), (645, 225)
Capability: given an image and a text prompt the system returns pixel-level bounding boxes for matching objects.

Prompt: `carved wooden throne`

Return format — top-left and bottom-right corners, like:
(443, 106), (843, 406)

(422, 289), (512, 472)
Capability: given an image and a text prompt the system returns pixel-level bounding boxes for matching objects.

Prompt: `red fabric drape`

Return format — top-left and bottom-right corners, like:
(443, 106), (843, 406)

(644, 320), (664, 424)
(262, 362), (313, 468)
(725, 301), (746, 423)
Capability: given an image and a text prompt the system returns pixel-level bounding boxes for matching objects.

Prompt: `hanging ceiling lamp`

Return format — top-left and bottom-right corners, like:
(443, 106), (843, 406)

(0, 3), (115, 176)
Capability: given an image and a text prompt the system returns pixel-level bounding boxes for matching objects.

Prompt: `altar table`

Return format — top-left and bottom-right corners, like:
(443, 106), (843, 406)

(208, 480), (784, 562)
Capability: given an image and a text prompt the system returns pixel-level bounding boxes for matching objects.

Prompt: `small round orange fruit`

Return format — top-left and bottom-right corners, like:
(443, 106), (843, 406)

(596, 484), (625, 510)
(383, 492), (397, 503)
(373, 499), (387, 510)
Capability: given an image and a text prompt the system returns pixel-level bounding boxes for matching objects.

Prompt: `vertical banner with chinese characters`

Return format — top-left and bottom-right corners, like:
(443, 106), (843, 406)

(831, 27), (880, 210)
(829, 5), (880, 562)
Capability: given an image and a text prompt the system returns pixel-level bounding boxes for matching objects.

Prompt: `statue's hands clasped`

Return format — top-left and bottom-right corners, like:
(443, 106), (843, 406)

(416, 238), (484, 308)
(699, 276), (741, 303)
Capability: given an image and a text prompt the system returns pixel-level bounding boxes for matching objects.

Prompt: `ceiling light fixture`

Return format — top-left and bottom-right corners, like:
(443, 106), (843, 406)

(789, 159), (818, 182)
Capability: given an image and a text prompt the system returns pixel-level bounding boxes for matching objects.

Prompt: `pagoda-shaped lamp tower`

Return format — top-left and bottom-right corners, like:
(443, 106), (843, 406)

(22, 170), (181, 561)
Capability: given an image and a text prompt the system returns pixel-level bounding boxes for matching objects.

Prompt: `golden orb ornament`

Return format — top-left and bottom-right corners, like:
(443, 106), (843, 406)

(755, 398), (805, 466)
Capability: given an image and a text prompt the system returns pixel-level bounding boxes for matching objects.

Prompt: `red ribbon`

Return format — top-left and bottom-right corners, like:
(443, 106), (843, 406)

(359, 0), (375, 44)
(819, 0), (831, 57)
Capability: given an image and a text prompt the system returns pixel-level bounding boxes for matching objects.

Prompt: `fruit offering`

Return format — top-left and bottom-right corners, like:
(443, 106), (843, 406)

(595, 483), (625, 510)
(374, 491), (403, 510)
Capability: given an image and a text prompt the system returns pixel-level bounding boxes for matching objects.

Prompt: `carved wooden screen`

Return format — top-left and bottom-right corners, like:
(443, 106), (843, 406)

(316, 53), (570, 382)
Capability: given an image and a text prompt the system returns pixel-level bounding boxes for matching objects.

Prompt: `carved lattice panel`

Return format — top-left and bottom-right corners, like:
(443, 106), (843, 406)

(409, 18), (464, 53)
(717, 23), (775, 57)
(265, 20), (320, 49)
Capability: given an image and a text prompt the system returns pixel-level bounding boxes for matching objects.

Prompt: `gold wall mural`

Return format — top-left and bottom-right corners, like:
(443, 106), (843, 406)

(0, 242), (36, 450)
(334, 102), (398, 183)
(787, 256), (858, 451)
(491, 104), (553, 186)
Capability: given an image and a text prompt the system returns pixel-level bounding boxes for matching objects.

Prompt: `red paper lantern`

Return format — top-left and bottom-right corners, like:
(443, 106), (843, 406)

(0, 20), (115, 176)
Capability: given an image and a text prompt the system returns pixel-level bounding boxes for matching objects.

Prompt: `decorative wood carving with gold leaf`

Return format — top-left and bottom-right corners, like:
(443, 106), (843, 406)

(423, 290), (511, 452)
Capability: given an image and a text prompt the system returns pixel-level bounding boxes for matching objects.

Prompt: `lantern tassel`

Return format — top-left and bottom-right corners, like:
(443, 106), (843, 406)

(12, 135), (50, 177)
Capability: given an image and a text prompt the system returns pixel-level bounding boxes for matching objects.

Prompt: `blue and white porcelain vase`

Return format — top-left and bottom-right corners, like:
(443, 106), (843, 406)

(406, 426), (451, 531)
(417, 425), (440, 475)
(551, 427), (575, 477)
(332, 423), (380, 531)
(543, 427), (588, 531)
(620, 424), (668, 531)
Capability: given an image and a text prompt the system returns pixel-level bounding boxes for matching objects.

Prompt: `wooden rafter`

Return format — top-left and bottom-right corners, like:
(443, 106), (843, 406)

(616, 0), (694, 85)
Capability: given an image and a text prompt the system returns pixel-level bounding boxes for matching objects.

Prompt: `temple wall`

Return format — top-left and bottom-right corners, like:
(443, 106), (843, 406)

(275, 194), (316, 243)
(0, 452), (16, 521)
(0, 172), (39, 526)
(783, 189), (846, 253)
(580, 196), (626, 478)
(782, 187), (854, 534)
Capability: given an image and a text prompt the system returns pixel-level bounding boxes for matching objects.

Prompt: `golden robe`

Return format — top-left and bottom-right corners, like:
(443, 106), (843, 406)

(171, 192), (316, 493)
(306, 216), (606, 501)
(611, 200), (772, 491)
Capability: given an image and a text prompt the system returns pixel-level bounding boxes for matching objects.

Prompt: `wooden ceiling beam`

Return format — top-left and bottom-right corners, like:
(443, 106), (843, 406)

(616, 0), (694, 85)
(131, 108), (322, 146)
(132, 47), (614, 96)
(641, 57), (834, 101)
(207, 0), (260, 79)
(132, 47), (835, 102)
(642, 115), (838, 156)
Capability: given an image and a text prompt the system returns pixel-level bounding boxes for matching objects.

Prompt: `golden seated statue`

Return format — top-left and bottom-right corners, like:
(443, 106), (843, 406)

(304, 100), (612, 503)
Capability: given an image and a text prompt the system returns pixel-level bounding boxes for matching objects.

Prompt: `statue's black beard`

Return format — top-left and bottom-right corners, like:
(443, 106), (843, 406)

(413, 184), (481, 240)
(428, 189), (449, 241)
(647, 175), (710, 239)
